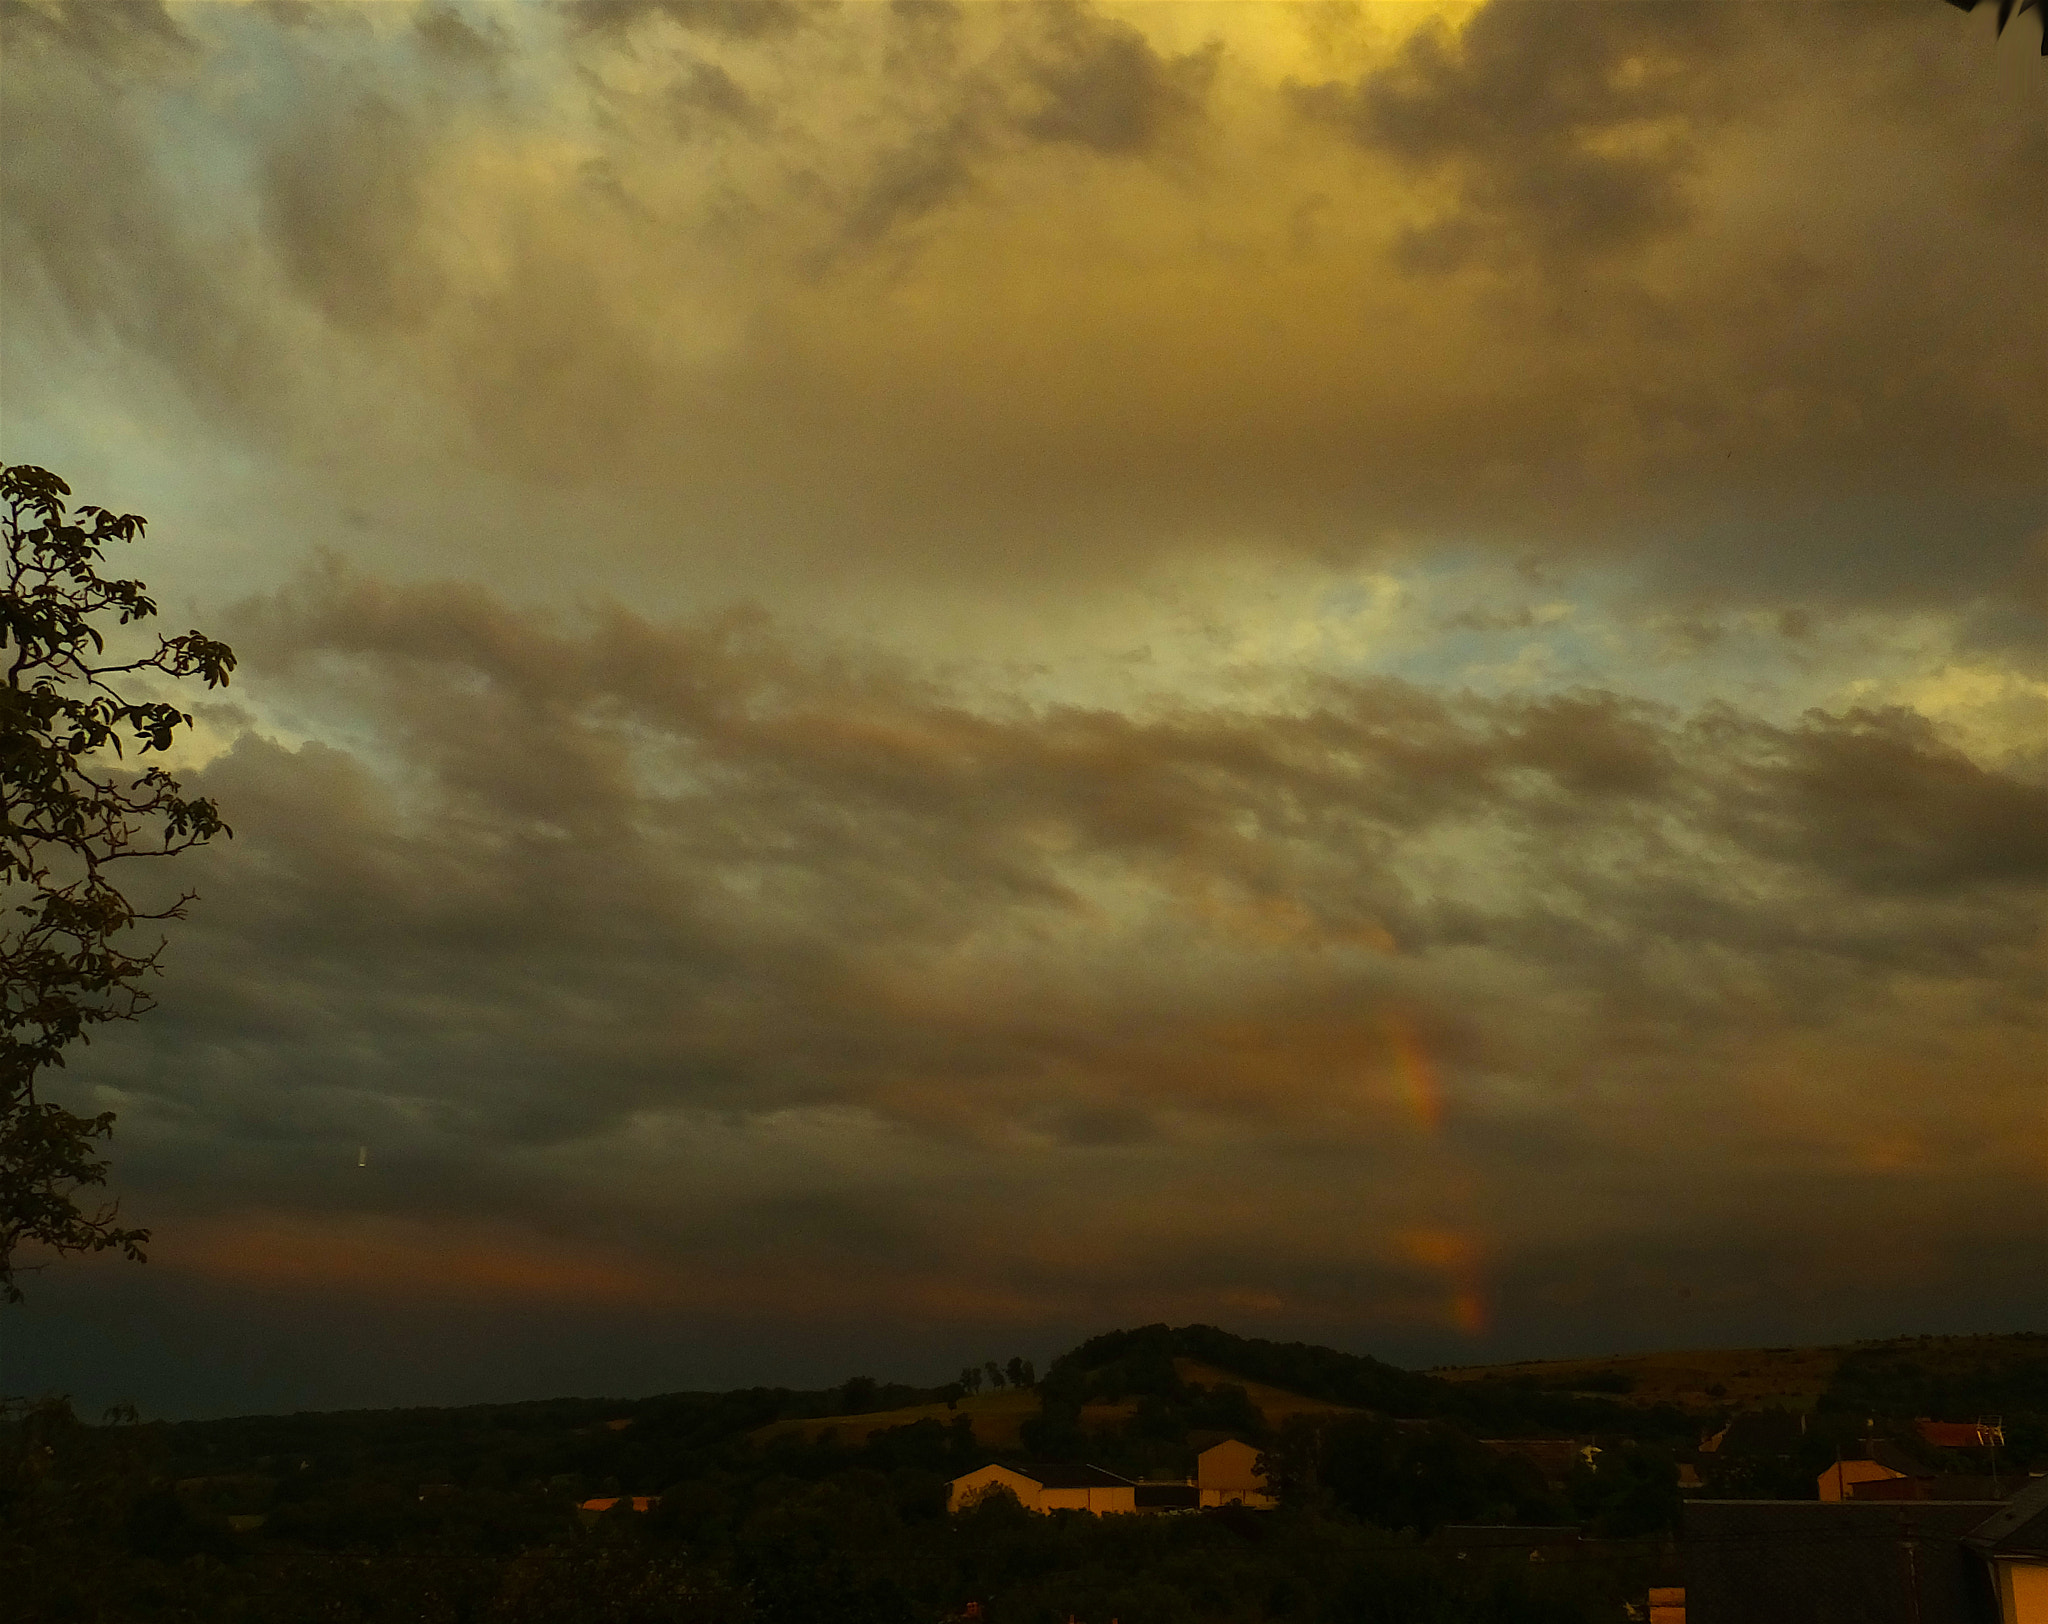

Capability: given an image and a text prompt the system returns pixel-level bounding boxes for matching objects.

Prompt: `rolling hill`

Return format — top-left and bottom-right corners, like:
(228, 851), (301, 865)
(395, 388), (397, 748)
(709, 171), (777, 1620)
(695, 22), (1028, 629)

(750, 1384), (1040, 1450)
(750, 1354), (1365, 1451)
(1436, 1331), (2048, 1416)
(750, 1326), (2048, 1463)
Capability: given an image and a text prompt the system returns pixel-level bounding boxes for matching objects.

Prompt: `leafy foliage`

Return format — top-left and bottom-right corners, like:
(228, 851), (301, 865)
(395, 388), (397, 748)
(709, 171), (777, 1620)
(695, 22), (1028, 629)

(0, 1313), (1767, 1622)
(0, 1383), (1670, 1624)
(1258, 1415), (1571, 1536)
(1821, 1336), (2048, 1424)
(1563, 1443), (1679, 1539)
(1945, 0), (2046, 54)
(0, 463), (234, 1300)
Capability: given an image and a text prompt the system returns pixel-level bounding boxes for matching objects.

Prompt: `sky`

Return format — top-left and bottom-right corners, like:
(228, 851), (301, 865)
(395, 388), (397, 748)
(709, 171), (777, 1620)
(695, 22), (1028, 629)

(1, 0), (2044, 1421)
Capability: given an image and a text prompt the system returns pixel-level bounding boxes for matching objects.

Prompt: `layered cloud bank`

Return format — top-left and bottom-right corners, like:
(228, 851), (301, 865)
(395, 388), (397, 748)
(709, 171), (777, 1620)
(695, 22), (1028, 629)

(1, 0), (2043, 1412)
(9, 0), (2043, 600)
(60, 564), (2048, 1398)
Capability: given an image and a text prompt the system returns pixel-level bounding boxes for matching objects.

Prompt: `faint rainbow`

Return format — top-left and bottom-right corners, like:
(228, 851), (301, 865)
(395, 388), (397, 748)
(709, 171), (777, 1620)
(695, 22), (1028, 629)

(1386, 1011), (1444, 1135)
(1399, 1226), (1491, 1336)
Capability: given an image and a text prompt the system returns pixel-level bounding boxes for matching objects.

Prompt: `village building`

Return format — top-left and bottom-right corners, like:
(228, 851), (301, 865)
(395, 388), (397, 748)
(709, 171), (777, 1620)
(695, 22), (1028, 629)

(948, 1438), (1275, 1516)
(1698, 1410), (1806, 1458)
(948, 1463), (1137, 1515)
(1818, 1454), (1915, 1501)
(1196, 1439), (1275, 1509)
(1679, 1473), (2048, 1624)
(1851, 1474), (2040, 1503)
(577, 1495), (659, 1525)
(1817, 1435), (2027, 1504)
(1966, 1477), (2048, 1624)
(1924, 1421), (2007, 1451)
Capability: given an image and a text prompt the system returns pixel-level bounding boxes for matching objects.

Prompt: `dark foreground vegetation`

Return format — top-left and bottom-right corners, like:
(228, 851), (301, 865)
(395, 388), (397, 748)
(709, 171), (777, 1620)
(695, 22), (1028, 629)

(4, 1324), (2043, 1624)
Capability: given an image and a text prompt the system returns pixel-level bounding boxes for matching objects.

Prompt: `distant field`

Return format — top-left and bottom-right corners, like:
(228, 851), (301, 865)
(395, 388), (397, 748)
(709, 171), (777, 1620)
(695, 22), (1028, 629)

(1172, 1358), (1362, 1427)
(755, 1333), (2042, 1448)
(751, 1385), (1042, 1450)
(753, 1357), (1359, 1450)
(1435, 1333), (2043, 1412)
(1435, 1344), (1838, 1410)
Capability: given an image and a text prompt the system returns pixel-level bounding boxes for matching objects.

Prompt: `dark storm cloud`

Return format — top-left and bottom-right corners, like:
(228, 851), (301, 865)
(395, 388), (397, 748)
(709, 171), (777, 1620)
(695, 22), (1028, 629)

(67, 572), (2041, 1276)
(1015, 4), (1217, 155)
(666, 58), (767, 132)
(1294, 0), (2044, 275)
(6, 1), (2040, 614)
(259, 94), (439, 331)
(253, 0), (319, 28)
(1722, 707), (2048, 894)
(0, 0), (188, 60)
(413, 3), (505, 68)
(837, 4), (1217, 242)
(1295, 0), (1742, 267)
(6, 3), (2046, 1385)
(565, 0), (821, 42)
(0, 15), (283, 418)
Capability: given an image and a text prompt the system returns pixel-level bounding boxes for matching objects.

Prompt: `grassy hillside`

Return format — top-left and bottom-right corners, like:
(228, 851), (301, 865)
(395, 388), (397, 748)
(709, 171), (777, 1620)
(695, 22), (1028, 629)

(11, 1320), (2041, 1624)
(1048, 1324), (1438, 1417)
(752, 1356), (1363, 1453)
(750, 1385), (1040, 1450)
(749, 1323), (1722, 1472)
(1437, 1331), (2048, 1417)
(1437, 1344), (1840, 1411)
(1170, 1358), (1362, 1427)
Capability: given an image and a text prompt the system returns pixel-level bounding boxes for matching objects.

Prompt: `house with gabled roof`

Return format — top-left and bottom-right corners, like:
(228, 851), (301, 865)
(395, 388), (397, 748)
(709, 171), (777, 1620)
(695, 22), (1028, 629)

(1962, 1474), (2048, 1623)
(1924, 1420), (2007, 1452)
(948, 1438), (1275, 1516)
(1196, 1438), (1275, 1508)
(1819, 1442), (1925, 1502)
(1681, 1474), (2048, 1623)
(948, 1462), (1137, 1515)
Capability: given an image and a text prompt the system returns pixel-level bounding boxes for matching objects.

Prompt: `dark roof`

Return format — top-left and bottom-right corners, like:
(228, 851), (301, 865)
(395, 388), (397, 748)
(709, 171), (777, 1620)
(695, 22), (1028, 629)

(997, 1462), (1134, 1490)
(1853, 1475), (2039, 1504)
(1710, 1411), (1807, 1455)
(1861, 1441), (1933, 1478)
(1683, 1501), (2004, 1624)
(1964, 1474), (2048, 1558)
(1919, 1421), (2002, 1451)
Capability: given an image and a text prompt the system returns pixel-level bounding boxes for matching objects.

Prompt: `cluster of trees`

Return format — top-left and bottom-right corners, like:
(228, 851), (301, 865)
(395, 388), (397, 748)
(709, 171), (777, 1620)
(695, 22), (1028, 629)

(827, 1377), (952, 1418)
(2, 1390), (1671, 1624)
(11, 1320), (2047, 1620)
(5, 447), (2041, 1619)
(1822, 1335), (2048, 1440)
(1001, 1326), (1688, 1539)
(1255, 1417), (1677, 1542)
(1047, 1327), (1434, 1416)
(955, 1359), (1036, 1397)
(1683, 1336), (2048, 1498)
(1010, 1324), (1700, 1483)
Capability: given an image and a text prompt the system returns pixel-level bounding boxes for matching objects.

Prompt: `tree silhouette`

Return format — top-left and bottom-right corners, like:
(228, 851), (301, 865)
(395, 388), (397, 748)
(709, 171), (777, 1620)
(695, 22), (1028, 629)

(1946, 0), (2046, 53)
(0, 464), (234, 1301)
